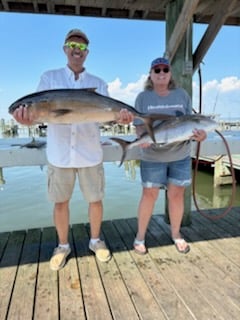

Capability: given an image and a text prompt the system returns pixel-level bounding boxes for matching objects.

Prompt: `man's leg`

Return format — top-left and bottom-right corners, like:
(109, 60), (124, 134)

(88, 200), (111, 262)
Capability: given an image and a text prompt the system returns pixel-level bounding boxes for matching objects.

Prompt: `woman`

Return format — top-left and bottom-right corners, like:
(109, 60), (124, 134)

(133, 57), (206, 254)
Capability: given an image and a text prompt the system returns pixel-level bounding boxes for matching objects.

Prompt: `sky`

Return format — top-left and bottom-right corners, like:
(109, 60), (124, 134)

(0, 12), (239, 121)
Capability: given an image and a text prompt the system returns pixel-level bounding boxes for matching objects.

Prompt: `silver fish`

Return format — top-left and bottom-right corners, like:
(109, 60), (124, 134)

(110, 114), (218, 166)
(9, 88), (171, 142)
(11, 137), (46, 149)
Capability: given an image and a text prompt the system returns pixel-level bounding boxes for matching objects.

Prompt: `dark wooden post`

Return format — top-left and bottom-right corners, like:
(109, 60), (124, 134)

(164, 0), (193, 226)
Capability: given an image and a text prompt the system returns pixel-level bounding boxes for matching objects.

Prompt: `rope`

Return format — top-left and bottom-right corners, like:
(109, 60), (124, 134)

(192, 64), (236, 220)
(192, 130), (236, 220)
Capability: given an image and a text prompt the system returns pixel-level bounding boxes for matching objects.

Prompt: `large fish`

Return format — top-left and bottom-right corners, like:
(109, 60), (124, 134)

(8, 88), (171, 142)
(110, 114), (218, 166)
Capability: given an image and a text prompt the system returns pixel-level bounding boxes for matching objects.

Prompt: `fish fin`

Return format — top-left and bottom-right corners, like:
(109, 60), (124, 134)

(137, 114), (175, 143)
(80, 87), (97, 92)
(148, 114), (175, 121)
(52, 109), (72, 117)
(138, 118), (156, 143)
(110, 137), (131, 166)
(146, 123), (156, 143)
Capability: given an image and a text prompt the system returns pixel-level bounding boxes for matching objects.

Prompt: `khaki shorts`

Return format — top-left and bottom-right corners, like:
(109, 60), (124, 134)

(47, 163), (105, 203)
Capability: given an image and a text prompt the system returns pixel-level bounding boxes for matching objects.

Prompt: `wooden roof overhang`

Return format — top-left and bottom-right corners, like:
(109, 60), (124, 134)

(1, 0), (239, 74)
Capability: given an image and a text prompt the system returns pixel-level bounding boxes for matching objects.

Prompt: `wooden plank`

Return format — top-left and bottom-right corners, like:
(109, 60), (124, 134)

(58, 227), (85, 319)
(225, 207), (240, 226)
(103, 222), (165, 319)
(103, 220), (167, 320)
(7, 229), (41, 319)
(0, 231), (9, 256)
(193, 0), (238, 73)
(179, 220), (240, 305)
(166, 0), (200, 62)
(157, 216), (240, 319)
(0, 230), (25, 319)
(33, 227), (59, 319)
(0, 208), (239, 320)
(72, 223), (112, 320)
(145, 216), (224, 319)
(223, 155), (240, 170)
(114, 218), (195, 320)
(182, 211), (240, 284)
(95, 220), (140, 320)
(192, 211), (240, 267)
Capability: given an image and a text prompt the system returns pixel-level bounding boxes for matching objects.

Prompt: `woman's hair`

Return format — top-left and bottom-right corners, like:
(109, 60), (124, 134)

(144, 73), (177, 90)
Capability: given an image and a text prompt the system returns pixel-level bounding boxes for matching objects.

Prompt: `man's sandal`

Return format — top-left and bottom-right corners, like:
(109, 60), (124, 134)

(133, 239), (148, 255)
(173, 238), (190, 254)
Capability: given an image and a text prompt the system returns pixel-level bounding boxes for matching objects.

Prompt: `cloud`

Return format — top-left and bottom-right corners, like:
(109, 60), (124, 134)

(108, 74), (147, 106)
(108, 75), (240, 119)
(219, 77), (240, 92)
(193, 76), (240, 118)
(202, 77), (240, 93)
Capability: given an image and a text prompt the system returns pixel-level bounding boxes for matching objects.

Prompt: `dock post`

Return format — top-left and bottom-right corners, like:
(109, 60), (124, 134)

(164, 0), (193, 226)
(214, 157), (232, 187)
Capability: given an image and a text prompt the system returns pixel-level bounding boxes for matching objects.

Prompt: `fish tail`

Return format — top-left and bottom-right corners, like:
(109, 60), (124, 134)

(110, 137), (130, 166)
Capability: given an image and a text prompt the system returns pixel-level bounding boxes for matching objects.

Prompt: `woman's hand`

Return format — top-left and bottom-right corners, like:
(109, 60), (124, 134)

(13, 105), (35, 126)
(192, 129), (207, 142)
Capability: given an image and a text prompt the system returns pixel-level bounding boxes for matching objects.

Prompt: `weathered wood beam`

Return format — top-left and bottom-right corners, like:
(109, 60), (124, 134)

(101, 6), (107, 16)
(165, 0), (200, 62)
(75, 1), (80, 15)
(194, 0), (212, 22)
(129, 9), (135, 18)
(46, 0), (54, 14)
(142, 10), (149, 19)
(1, 0), (9, 10)
(33, 0), (39, 13)
(193, 0), (238, 74)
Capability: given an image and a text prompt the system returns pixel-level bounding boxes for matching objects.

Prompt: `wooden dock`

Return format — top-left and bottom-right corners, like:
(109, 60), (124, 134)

(193, 154), (240, 186)
(0, 207), (240, 320)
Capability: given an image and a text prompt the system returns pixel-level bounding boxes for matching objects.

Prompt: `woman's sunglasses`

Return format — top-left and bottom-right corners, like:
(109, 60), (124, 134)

(64, 41), (88, 51)
(153, 67), (170, 74)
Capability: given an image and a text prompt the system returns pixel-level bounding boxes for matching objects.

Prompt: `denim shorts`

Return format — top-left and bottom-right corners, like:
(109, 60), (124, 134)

(140, 156), (192, 188)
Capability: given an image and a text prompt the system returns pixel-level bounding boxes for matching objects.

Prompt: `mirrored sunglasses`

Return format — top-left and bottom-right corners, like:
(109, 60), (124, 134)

(65, 41), (88, 51)
(153, 67), (170, 74)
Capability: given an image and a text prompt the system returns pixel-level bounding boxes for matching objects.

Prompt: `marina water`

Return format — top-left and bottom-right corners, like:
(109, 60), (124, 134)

(0, 123), (239, 233)
(0, 161), (239, 233)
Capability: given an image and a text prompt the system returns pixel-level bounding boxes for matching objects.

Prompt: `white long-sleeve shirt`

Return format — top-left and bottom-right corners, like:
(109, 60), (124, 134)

(36, 66), (109, 168)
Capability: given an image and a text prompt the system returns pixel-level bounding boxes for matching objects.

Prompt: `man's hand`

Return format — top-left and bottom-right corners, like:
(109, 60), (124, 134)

(13, 105), (34, 126)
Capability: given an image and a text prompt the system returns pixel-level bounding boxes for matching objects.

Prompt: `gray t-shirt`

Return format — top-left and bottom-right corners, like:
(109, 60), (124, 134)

(134, 88), (192, 162)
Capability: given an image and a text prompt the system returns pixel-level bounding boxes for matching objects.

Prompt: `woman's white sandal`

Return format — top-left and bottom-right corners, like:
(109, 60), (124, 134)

(173, 238), (190, 254)
(133, 239), (147, 255)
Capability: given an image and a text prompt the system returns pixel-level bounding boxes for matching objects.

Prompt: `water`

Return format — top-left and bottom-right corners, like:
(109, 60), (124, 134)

(0, 161), (239, 233)
(0, 162), (157, 232)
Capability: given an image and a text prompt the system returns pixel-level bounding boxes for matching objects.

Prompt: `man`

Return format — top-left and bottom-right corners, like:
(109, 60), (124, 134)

(13, 29), (133, 270)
